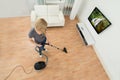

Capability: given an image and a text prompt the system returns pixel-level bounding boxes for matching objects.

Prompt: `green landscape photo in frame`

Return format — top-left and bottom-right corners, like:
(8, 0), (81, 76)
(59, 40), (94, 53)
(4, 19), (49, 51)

(88, 7), (111, 34)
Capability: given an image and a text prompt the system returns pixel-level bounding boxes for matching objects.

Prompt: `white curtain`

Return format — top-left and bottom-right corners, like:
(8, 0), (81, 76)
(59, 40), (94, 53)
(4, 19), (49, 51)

(70, 0), (82, 20)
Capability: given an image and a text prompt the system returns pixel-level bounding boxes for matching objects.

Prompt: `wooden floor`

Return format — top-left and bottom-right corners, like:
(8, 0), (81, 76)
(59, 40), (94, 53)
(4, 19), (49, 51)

(0, 16), (109, 80)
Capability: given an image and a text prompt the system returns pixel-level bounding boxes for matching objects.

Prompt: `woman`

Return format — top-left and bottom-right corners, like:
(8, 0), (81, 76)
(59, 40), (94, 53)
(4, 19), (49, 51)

(28, 18), (49, 57)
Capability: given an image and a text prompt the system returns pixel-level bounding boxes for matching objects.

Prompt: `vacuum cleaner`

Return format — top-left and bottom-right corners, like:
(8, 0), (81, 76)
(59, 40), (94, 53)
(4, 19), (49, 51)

(34, 43), (67, 70)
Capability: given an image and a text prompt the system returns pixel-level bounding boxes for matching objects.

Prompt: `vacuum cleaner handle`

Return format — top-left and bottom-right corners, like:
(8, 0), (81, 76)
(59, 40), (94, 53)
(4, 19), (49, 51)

(45, 43), (67, 53)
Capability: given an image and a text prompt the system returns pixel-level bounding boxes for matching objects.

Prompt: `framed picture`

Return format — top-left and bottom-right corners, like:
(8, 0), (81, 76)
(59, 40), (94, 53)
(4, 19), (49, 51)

(88, 7), (111, 34)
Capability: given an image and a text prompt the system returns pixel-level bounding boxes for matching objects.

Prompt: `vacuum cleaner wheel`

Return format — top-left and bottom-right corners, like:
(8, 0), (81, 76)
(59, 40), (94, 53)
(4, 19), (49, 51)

(34, 61), (46, 70)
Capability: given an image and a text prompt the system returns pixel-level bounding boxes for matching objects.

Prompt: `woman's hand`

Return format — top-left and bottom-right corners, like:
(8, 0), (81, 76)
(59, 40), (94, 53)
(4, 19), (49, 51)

(36, 44), (42, 47)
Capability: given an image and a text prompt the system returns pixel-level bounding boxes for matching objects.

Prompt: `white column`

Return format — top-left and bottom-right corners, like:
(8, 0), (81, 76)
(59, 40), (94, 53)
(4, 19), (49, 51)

(70, 0), (82, 20)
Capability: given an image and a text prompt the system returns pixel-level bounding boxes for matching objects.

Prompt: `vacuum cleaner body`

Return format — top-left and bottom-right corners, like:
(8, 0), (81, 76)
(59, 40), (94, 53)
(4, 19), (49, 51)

(34, 61), (46, 70)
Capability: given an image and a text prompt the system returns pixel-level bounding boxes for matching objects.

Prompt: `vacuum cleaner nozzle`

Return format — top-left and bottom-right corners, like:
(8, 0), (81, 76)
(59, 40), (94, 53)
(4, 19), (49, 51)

(63, 47), (67, 53)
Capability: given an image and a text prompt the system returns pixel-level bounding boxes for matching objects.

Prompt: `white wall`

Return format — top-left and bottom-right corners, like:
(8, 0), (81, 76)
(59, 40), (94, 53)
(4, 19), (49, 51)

(0, 0), (35, 18)
(78, 0), (120, 80)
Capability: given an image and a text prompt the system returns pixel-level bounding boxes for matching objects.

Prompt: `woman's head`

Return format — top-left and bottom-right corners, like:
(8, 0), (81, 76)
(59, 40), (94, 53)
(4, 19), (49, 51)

(35, 18), (47, 34)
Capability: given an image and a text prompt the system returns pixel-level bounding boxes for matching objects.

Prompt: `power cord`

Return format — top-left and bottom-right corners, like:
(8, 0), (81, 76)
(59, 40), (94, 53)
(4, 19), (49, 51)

(4, 47), (49, 80)
(4, 65), (33, 80)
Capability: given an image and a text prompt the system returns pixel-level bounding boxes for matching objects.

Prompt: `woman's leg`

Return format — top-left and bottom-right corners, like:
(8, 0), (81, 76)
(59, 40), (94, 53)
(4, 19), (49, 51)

(41, 37), (47, 51)
(38, 37), (47, 55)
(38, 46), (44, 55)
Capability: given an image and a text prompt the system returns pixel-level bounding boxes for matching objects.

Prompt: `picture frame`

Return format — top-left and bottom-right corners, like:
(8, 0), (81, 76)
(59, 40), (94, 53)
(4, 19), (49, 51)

(88, 7), (111, 34)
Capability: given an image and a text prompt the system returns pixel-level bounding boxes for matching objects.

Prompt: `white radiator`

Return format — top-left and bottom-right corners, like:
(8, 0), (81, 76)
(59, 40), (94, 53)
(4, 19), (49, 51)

(63, 0), (74, 15)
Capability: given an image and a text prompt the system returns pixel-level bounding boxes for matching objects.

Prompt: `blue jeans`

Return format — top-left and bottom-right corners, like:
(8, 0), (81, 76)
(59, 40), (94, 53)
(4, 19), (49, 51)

(37, 37), (46, 55)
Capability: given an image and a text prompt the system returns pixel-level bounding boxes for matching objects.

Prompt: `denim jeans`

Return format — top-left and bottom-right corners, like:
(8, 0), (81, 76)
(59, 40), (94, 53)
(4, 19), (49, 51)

(37, 37), (46, 55)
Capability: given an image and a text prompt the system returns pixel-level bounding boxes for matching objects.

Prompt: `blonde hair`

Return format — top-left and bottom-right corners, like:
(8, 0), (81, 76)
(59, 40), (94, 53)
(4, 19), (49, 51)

(35, 18), (47, 34)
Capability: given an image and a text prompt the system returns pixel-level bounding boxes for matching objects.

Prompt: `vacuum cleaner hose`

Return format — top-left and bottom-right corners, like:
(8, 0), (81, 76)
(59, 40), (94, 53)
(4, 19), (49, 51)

(34, 46), (48, 70)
